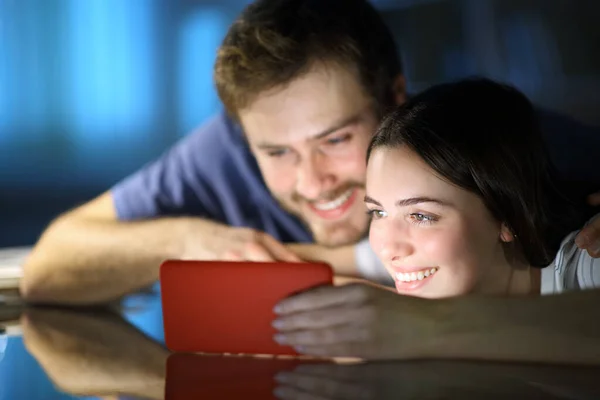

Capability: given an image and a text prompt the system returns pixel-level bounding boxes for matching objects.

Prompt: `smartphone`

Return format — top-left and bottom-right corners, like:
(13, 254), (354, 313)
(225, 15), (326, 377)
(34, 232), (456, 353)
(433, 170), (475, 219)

(160, 260), (333, 355)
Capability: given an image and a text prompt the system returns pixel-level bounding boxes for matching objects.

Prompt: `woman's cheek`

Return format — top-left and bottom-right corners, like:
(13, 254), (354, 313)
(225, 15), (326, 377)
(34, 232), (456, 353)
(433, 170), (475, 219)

(417, 227), (465, 264)
(418, 226), (481, 282)
(369, 222), (389, 260)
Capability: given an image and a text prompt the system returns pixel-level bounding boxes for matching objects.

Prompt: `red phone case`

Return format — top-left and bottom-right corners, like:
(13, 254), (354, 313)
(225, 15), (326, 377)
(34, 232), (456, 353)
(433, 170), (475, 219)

(165, 353), (332, 400)
(160, 260), (333, 355)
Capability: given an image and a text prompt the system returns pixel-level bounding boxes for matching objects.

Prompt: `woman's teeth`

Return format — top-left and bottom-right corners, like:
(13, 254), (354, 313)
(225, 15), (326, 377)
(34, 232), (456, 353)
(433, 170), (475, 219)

(396, 268), (438, 282)
(312, 189), (354, 211)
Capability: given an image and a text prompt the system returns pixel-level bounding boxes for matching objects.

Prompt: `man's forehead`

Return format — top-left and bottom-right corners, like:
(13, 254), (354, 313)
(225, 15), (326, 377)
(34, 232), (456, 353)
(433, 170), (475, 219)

(239, 63), (373, 143)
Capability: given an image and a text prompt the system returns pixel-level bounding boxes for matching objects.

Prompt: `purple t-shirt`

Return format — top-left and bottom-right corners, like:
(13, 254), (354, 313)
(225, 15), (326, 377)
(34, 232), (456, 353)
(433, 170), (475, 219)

(112, 110), (600, 243)
(112, 112), (312, 244)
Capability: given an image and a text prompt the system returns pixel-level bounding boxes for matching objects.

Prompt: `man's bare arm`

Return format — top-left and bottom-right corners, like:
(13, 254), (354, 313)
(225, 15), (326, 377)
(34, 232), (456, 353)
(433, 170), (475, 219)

(20, 192), (300, 305)
(22, 307), (169, 399)
(21, 192), (195, 304)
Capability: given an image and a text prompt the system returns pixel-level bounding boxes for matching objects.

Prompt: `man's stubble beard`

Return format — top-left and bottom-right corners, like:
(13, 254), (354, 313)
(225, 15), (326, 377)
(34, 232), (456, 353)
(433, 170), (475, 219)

(274, 181), (370, 248)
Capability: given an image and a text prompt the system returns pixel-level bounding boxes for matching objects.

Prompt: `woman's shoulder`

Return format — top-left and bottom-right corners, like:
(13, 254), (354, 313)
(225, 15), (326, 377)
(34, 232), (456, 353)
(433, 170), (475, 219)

(541, 215), (600, 295)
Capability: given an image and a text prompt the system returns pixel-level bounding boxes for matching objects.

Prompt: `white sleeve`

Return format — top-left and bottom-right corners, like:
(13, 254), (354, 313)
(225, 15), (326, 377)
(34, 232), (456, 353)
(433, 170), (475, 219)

(575, 214), (600, 290)
(354, 239), (394, 286)
(542, 214), (600, 294)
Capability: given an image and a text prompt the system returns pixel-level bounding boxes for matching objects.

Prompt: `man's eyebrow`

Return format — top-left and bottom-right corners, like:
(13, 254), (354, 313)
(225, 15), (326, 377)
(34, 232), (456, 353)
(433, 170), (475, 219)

(311, 114), (361, 141)
(364, 195), (452, 207)
(255, 114), (362, 149)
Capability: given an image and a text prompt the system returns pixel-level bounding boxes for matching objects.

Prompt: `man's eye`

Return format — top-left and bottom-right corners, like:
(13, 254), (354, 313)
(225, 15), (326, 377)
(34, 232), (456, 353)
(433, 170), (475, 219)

(267, 149), (289, 158)
(366, 209), (387, 220)
(326, 134), (350, 145)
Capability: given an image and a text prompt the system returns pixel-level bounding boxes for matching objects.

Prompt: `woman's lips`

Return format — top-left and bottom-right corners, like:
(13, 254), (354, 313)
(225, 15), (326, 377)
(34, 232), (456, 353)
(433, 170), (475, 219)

(391, 266), (438, 293)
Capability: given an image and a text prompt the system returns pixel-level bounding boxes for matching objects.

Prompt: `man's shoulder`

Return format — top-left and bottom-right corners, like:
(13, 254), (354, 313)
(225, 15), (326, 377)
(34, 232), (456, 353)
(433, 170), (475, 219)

(180, 111), (244, 151)
(165, 111), (252, 171)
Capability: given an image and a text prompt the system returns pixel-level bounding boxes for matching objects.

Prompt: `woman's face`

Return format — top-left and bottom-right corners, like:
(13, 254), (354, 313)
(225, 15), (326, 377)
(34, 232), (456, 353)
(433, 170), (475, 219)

(365, 146), (513, 298)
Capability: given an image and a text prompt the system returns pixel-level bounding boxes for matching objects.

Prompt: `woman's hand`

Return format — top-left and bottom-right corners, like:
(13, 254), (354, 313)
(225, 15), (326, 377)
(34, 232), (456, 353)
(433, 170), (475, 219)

(272, 283), (441, 359)
(575, 192), (600, 258)
(273, 359), (600, 400)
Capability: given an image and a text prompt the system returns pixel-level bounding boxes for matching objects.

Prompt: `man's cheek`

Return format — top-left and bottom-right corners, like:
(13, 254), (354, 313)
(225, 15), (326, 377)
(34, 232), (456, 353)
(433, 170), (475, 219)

(263, 170), (296, 196)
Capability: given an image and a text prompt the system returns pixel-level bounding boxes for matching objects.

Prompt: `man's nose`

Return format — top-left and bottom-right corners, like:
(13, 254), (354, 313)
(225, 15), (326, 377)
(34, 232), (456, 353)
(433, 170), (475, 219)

(295, 153), (333, 200)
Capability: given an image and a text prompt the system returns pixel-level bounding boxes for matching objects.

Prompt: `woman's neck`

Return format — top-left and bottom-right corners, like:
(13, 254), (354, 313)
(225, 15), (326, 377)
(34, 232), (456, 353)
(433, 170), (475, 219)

(506, 265), (540, 296)
(478, 245), (540, 296)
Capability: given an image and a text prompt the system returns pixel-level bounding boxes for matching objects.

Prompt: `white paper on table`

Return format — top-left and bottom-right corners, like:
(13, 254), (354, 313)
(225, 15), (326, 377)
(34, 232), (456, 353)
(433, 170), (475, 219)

(0, 247), (30, 289)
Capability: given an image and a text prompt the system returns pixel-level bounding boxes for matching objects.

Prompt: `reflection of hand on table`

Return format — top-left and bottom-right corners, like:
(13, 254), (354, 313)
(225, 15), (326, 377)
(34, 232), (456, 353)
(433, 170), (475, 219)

(22, 308), (169, 399)
(274, 359), (600, 400)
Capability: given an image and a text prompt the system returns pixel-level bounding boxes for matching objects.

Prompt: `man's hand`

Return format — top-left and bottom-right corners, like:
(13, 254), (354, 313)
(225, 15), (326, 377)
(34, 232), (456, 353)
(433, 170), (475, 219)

(181, 222), (301, 262)
(271, 283), (437, 359)
(288, 243), (358, 276)
(575, 192), (600, 258)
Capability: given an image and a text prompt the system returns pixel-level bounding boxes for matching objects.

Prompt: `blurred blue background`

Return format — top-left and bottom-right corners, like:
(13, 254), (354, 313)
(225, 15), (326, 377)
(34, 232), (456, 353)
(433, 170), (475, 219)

(1, 0), (600, 247)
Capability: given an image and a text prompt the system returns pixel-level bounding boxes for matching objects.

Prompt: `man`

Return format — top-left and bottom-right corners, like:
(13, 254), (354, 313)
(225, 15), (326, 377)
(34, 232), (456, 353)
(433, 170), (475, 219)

(21, 0), (600, 304)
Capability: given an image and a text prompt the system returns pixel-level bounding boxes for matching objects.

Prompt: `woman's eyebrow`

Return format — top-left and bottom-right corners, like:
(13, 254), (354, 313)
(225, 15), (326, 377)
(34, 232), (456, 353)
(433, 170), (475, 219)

(364, 195), (381, 206)
(395, 196), (452, 207)
(364, 195), (452, 208)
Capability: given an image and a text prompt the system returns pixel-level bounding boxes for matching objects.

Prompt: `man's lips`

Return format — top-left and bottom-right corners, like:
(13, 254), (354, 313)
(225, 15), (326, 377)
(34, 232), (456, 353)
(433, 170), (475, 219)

(306, 188), (358, 220)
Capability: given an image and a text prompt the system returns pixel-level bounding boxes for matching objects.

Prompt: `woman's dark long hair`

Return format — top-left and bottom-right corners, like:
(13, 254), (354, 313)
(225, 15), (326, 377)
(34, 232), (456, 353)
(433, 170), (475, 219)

(367, 78), (581, 267)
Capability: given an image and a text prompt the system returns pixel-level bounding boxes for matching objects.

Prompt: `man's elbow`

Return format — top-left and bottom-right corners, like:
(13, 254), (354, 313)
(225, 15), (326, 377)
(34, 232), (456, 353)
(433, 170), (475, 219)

(19, 260), (56, 304)
(19, 245), (71, 304)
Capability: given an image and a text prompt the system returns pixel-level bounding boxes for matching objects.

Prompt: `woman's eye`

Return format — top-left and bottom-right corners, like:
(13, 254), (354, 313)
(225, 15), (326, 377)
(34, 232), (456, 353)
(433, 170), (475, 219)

(409, 213), (436, 225)
(366, 209), (387, 220)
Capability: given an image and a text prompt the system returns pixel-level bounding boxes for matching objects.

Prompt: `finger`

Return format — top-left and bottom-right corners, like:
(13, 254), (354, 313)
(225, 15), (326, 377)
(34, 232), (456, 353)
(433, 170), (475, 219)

(587, 246), (600, 258)
(261, 233), (303, 262)
(243, 242), (276, 262)
(293, 364), (367, 381)
(275, 284), (373, 315)
(575, 220), (600, 257)
(587, 192), (600, 206)
(273, 385), (329, 400)
(273, 305), (376, 332)
(275, 371), (373, 400)
(222, 250), (244, 261)
(274, 325), (372, 347)
(297, 342), (377, 359)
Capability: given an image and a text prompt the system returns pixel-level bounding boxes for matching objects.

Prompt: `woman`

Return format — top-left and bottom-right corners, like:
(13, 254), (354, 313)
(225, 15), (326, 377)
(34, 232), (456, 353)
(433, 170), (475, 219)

(270, 79), (600, 363)
(364, 78), (598, 298)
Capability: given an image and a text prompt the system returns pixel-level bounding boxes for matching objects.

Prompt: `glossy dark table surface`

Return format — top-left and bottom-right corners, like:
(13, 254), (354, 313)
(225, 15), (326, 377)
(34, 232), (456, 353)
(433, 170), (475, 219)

(1, 285), (600, 400)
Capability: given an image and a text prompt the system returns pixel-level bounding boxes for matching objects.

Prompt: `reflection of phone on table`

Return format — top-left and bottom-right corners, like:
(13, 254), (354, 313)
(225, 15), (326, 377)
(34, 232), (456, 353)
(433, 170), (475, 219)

(160, 260), (333, 356)
(165, 353), (332, 400)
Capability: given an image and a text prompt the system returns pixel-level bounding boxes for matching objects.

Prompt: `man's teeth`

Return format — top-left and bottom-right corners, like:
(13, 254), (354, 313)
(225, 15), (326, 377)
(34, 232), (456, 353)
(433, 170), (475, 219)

(312, 189), (354, 211)
(396, 268), (438, 282)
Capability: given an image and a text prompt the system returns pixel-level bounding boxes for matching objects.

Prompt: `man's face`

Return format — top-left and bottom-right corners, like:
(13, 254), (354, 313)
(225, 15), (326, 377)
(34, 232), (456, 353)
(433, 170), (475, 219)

(239, 62), (380, 247)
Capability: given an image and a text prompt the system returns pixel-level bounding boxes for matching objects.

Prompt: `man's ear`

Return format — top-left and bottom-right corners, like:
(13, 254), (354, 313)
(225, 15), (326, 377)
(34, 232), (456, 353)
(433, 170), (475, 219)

(392, 74), (407, 105)
(500, 224), (516, 243)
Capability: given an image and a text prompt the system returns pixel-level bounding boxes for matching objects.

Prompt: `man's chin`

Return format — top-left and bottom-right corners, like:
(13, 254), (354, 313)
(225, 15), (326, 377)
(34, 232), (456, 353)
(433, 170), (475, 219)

(276, 198), (368, 247)
(310, 225), (369, 248)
